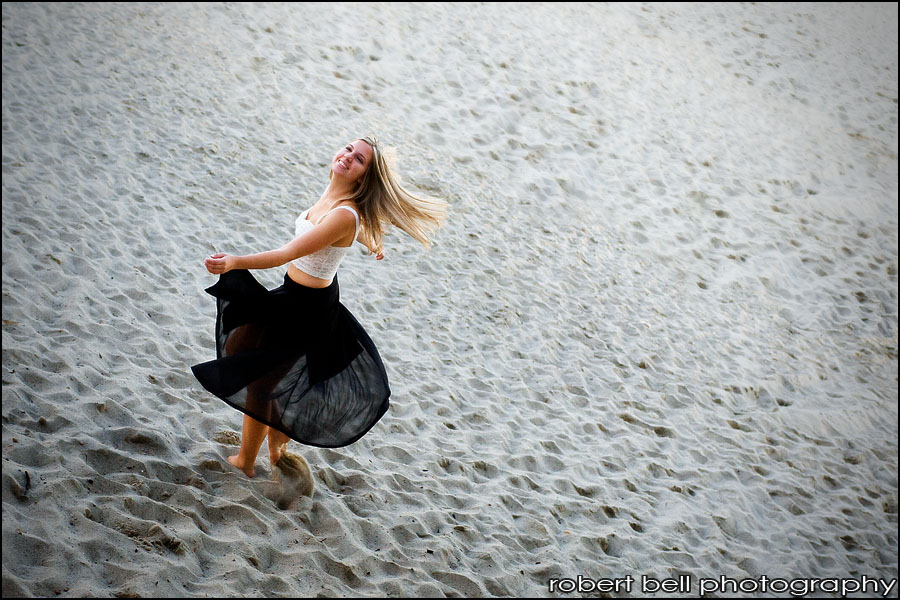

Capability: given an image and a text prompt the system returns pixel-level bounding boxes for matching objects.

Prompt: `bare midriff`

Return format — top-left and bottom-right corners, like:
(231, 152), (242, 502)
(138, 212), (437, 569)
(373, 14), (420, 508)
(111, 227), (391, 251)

(287, 263), (333, 288)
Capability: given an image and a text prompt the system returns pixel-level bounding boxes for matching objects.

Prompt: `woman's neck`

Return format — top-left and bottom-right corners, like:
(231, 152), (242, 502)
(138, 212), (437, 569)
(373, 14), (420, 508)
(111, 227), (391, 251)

(322, 176), (357, 203)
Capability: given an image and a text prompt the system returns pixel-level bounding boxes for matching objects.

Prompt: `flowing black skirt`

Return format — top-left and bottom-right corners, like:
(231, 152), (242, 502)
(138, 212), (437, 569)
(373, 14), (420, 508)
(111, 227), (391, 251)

(191, 270), (390, 448)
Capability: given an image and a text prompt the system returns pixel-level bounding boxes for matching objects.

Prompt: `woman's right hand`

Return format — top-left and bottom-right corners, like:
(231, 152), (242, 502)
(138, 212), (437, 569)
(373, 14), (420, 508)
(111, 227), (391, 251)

(205, 253), (235, 274)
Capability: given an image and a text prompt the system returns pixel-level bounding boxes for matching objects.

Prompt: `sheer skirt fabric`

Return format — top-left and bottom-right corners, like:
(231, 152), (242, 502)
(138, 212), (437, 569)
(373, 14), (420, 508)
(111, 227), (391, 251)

(191, 270), (390, 448)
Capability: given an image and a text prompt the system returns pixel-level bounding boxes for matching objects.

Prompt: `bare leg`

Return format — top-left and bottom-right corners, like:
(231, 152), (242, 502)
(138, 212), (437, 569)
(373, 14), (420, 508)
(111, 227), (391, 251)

(227, 414), (269, 478)
(268, 428), (291, 465)
(222, 324), (295, 478)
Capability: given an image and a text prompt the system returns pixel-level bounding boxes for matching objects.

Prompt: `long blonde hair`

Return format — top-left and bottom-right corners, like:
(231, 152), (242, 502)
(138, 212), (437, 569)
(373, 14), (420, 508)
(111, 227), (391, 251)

(331, 136), (447, 252)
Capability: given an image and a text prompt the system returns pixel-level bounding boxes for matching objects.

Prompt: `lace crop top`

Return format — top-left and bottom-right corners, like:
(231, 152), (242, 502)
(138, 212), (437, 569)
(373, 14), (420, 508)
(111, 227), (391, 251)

(291, 206), (359, 281)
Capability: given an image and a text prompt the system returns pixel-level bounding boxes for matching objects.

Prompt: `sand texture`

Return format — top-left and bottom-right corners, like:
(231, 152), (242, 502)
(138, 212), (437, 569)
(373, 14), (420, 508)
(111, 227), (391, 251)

(3, 3), (897, 598)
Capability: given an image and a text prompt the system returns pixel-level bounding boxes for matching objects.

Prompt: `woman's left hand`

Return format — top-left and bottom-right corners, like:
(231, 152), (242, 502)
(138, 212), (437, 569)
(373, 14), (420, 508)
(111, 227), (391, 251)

(205, 253), (234, 274)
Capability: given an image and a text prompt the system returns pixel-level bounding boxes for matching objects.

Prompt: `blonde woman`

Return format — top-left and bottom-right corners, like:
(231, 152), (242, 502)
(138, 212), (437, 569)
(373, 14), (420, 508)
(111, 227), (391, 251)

(192, 137), (447, 478)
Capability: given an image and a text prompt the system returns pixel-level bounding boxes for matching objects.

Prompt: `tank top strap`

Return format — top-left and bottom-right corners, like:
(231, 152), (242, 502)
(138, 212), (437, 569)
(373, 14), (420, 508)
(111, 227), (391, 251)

(317, 205), (360, 235)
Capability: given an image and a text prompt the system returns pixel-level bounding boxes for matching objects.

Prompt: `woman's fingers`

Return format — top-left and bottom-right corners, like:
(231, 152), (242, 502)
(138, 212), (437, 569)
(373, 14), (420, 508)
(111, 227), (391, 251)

(205, 254), (225, 273)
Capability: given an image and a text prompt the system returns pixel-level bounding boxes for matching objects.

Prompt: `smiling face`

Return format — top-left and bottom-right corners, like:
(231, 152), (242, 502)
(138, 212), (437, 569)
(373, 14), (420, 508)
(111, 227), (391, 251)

(332, 139), (374, 183)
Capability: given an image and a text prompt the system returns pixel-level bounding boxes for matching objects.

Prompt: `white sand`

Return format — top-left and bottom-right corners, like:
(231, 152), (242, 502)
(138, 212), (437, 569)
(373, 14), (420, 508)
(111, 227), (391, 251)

(3, 2), (897, 597)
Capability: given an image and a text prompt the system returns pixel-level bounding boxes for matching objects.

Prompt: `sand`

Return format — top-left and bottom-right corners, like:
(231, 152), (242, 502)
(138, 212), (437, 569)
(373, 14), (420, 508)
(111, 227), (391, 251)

(2, 2), (897, 597)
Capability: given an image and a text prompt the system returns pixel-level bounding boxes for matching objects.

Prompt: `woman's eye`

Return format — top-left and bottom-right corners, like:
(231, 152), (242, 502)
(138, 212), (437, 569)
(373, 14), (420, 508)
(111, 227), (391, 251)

(344, 145), (362, 164)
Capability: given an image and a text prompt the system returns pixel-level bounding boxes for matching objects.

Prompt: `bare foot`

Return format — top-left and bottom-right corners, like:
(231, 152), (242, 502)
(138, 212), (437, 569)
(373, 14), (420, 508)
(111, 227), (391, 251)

(226, 454), (255, 478)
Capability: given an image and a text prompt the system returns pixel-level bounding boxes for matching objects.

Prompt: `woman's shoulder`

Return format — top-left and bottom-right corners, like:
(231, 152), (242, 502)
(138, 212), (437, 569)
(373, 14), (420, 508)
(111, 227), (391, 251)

(317, 203), (359, 230)
(333, 200), (359, 212)
(329, 202), (360, 219)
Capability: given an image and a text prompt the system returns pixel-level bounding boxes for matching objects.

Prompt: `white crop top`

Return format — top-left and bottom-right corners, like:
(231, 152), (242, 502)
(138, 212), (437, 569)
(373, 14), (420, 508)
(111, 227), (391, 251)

(291, 206), (359, 281)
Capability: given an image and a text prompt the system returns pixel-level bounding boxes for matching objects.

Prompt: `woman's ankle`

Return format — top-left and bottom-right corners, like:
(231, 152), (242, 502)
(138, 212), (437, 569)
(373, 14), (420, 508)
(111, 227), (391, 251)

(269, 442), (288, 465)
(227, 454), (256, 477)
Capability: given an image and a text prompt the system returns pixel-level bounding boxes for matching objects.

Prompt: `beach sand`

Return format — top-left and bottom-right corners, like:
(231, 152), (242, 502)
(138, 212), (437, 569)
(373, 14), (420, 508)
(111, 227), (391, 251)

(3, 2), (897, 597)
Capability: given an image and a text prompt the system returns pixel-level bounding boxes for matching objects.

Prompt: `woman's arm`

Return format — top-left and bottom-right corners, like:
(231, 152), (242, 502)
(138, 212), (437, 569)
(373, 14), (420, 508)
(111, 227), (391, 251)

(204, 210), (358, 274)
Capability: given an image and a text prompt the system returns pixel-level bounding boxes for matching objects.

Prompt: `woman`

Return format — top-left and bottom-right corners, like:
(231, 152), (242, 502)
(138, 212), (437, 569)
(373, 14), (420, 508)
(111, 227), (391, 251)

(191, 136), (447, 478)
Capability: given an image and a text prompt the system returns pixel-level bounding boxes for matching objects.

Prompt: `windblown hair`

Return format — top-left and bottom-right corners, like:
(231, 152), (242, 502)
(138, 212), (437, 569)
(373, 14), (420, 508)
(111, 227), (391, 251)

(331, 136), (448, 253)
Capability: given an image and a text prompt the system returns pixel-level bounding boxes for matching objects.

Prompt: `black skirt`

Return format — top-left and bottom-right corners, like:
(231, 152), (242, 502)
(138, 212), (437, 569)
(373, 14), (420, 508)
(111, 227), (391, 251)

(191, 270), (390, 448)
